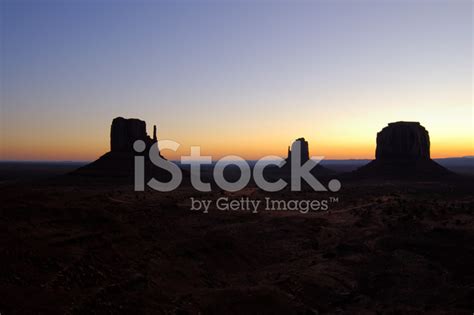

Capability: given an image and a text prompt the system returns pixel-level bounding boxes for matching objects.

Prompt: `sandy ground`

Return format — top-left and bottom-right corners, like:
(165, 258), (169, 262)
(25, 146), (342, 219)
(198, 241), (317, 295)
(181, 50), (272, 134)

(0, 177), (473, 314)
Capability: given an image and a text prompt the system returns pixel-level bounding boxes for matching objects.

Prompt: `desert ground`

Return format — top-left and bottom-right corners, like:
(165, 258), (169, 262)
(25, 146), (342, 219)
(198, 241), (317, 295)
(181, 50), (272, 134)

(1, 170), (473, 314)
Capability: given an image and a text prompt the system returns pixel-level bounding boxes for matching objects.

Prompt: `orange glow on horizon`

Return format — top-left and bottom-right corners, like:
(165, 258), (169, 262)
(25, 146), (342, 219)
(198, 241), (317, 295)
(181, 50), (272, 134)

(2, 134), (472, 161)
(1, 107), (472, 162)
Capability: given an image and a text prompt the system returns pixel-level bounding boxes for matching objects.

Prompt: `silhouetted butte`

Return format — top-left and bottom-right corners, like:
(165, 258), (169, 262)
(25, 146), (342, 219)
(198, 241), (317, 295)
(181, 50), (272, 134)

(263, 138), (334, 185)
(72, 117), (172, 181)
(354, 121), (451, 179)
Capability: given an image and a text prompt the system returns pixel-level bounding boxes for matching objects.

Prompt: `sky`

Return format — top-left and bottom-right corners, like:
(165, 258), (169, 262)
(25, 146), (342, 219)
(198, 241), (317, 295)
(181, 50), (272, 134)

(1, 0), (472, 161)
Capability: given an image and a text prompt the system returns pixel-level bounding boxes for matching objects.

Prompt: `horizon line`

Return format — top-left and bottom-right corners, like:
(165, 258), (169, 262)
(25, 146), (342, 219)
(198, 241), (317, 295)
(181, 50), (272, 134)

(1, 156), (473, 164)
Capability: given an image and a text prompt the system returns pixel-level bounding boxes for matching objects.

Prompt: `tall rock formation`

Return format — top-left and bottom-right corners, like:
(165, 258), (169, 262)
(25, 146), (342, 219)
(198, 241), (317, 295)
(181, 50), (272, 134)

(264, 137), (334, 182)
(375, 122), (430, 160)
(354, 121), (451, 179)
(110, 117), (157, 152)
(286, 137), (310, 164)
(71, 117), (170, 181)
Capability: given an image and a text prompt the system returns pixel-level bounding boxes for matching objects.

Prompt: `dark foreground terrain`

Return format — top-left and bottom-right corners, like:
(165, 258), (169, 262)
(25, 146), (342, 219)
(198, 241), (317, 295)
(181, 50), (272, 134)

(0, 175), (473, 314)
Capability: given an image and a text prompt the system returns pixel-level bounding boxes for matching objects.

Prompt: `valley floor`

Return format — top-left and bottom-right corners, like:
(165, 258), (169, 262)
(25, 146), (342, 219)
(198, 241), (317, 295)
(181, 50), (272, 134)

(0, 178), (473, 314)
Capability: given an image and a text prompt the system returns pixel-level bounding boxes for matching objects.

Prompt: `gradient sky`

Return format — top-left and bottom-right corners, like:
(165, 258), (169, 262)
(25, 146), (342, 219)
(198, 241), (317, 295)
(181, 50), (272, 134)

(1, 0), (472, 161)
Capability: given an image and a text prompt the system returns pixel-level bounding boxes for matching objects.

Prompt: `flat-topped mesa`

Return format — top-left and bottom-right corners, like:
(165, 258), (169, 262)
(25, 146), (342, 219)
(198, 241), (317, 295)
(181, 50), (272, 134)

(352, 121), (451, 180)
(274, 137), (333, 177)
(375, 121), (430, 160)
(110, 117), (157, 152)
(71, 117), (170, 180)
(287, 137), (310, 164)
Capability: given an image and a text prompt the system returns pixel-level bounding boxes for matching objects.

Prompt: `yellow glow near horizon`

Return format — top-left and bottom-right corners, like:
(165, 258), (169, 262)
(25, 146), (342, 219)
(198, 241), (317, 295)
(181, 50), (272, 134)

(1, 69), (472, 162)
(2, 135), (472, 161)
(1, 115), (472, 161)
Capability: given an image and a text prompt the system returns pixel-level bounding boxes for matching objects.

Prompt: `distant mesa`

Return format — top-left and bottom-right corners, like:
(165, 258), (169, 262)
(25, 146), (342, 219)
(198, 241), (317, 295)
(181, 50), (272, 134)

(376, 121), (430, 160)
(354, 121), (452, 179)
(286, 137), (310, 165)
(284, 137), (333, 176)
(72, 117), (169, 180)
(110, 117), (157, 153)
(266, 137), (334, 179)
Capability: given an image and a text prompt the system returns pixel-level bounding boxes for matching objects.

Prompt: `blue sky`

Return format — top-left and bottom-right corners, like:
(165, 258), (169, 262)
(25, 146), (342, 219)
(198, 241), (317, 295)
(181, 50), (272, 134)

(1, 0), (472, 160)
